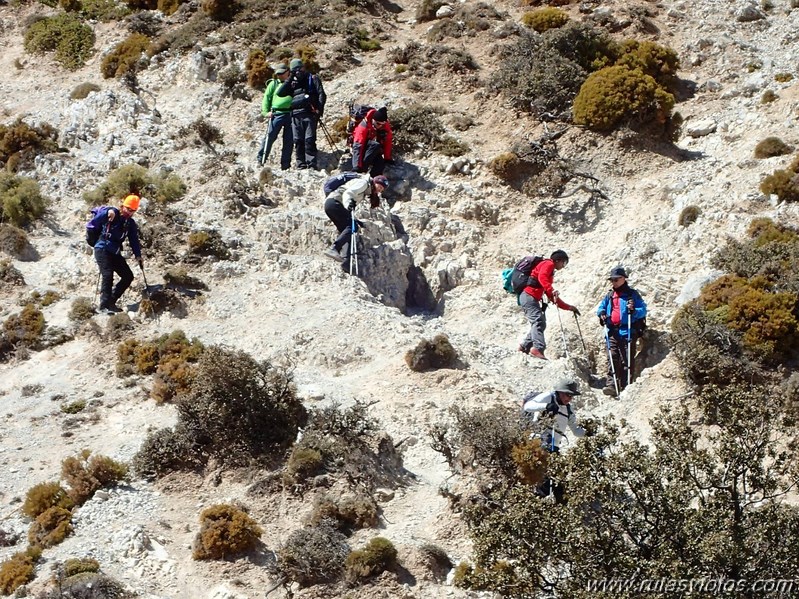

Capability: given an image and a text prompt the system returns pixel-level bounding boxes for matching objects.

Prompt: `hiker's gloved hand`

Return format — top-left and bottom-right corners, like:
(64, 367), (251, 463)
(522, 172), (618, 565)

(627, 299), (635, 311)
(545, 401), (559, 416)
(107, 210), (116, 222)
(344, 198), (356, 211)
(599, 314), (607, 326)
(571, 306), (581, 316)
(137, 257), (143, 268)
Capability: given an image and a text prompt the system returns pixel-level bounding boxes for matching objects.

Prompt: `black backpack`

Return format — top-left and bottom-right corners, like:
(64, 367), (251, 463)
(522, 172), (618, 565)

(510, 255), (544, 294)
(346, 103), (374, 146)
(85, 206), (127, 247)
(323, 172), (361, 196)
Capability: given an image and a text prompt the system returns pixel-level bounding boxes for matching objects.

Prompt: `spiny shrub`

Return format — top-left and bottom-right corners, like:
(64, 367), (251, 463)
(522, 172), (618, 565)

(522, 7), (569, 32)
(678, 205), (700, 226)
(37, 571), (133, 598)
(345, 537), (397, 583)
(510, 438), (548, 486)
(0, 259), (25, 286)
(131, 425), (203, 479)
(61, 451), (129, 505)
(0, 547), (40, 595)
(83, 164), (186, 206)
(177, 118), (224, 149)
(201, 0), (236, 21)
(0, 223), (30, 257)
(488, 152), (520, 181)
(187, 229), (230, 259)
(775, 72), (793, 83)
(573, 65), (675, 132)
(157, 0), (184, 14)
(139, 288), (186, 318)
(294, 43), (321, 74)
(276, 524), (349, 587)
(0, 173), (48, 227)
(23, 13), (95, 70)
(3, 304), (45, 347)
(23, 482), (74, 519)
(61, 557), (100, 578)
(192, 504), (263, 560)
(127, 11), (163, 36)
(164, 267), (207, 289)
(61, 399), (86, 414)
(151, 354), (196, 403)
(405, 333), (459, 372)
(0, 118), (59, 172)
(80, 0), (131, 20)
(69, 297), (96, 322)
(286, 447), (323, 481)
(754, 137), (793, 159)
(245, 48), (271, 89)
(614, 40), (680, 92)
(105, 313), (134, 340)
(116, 329), (203, 377)
(100, 33), (150, 79)
(176, 346), (308, 465)
(28, 506), (73, 548)
(308, 494), (379, 532)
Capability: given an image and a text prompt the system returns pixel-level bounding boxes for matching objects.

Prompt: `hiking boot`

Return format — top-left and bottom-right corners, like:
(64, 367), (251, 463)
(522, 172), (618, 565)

(518, 344), (529, 354)
(602, 386), (617, 397)
(99, 304), (122, 315)
(529, 348), (546, 360)
(323, 246), (344, 262)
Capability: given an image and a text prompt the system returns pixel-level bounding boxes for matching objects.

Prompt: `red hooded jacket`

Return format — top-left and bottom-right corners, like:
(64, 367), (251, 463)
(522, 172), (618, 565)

(523, 259), (572, 310)
(352, 108), (393, 169)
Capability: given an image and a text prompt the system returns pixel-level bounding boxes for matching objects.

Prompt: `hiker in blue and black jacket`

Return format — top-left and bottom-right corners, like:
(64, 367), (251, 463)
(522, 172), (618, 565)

(596, 266), (647, 395)
(90, 194), (142, 314)
(276, 58), (327, 170)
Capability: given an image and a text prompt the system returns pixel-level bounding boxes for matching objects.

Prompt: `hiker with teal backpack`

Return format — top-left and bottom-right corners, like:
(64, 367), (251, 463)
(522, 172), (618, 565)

(596, 266), (647, 396)
(86, 194), (142, 314)
(276, 58), (326, 170)
(510, 250), (580, 360)
(256, 63), (293, 170)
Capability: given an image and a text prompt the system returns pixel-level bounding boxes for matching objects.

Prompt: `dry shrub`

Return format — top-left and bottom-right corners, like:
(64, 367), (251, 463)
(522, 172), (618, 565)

(139, 288), (186, 318)
(151, 355), (196, 403)
(28, 506), (73, 548)
(202, 0), (237, 21)
(286, 447), (323, 480)
(105, 312), (135, 341)
(754, 137), (793, 159)
(192, 504), (262, 560)
(345, 537), (397, 583)
(0, 259), (25, 286)
(0, 224), (30, 257)
(38, 571), (133, 598)
(405, 333), (459, 372)
(69, 297), (96, 323)
(23, 482), (74, 518)
(761, 90), (778, 104)
(0, 119), (59, 172)
(488, 152), (521, 181)
(275, 524), (349, 587)
(415, 0), (445, 22)
(83, 164), (186, 206)
(521, 7), (569, 32)
(23, 13), (95, 70)
(245, 48), (272, 89)
(116, 330), (204, 377)
(100, 33), (150, 79)
(0, 172), (49, 226)
(187, 229), (230, 259)
(131, 426), (203, 479)
(0, 547), (40, 595)
(3, 304), (45, 348)
(308, 493), (379, 532)
(760, 157), (799, 203)
(678, 205), (700, 227)
(62, 557), (101, 578)
(164, 266), (207, 289)
(61, 452), (129, 505)
(511, 438), (548, 485)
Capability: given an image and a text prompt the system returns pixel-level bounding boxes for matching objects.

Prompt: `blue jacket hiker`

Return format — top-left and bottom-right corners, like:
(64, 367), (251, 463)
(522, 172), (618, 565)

(596, 266), (647, 395)
(89, 194), (142, 314)
(256, 63), (293, 169)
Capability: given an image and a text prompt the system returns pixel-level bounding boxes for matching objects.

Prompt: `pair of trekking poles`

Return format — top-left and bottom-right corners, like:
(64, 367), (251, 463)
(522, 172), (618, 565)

(92, 260), (150, 311)
(258, 115), (342, 167)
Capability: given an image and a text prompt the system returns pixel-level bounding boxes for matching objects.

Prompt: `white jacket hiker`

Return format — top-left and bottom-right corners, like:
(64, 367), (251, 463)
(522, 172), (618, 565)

(522, 378), (586, 451)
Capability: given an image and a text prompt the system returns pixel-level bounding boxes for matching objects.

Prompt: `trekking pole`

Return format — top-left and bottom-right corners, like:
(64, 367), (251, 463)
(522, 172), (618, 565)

(555, 306), (569, 359)
(573, 312), (587, 353)
(605, 328), (621, 398)
(319, 119), (342, 160)
(139, 260), (150, 299)
(349, 208), (359, 277)
(627, 311), (633, 387)
(93, 271), (100, 309)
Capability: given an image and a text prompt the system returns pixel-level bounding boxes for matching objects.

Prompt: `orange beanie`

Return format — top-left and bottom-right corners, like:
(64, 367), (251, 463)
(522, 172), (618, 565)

(122, 194), (140, 210)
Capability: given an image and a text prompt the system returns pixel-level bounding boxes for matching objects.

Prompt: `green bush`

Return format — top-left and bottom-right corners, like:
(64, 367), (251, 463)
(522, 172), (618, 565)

(308, 493), (379, 532)
(614, 40), (680, 92)
(61, 399), (86, 414)
(286, 446), (323, 480)
(521, 7), (569, 32)
(0, 223), (30, 256)
(3, 304), (45, 347)
(131, 426), (203, 479)
(81, 0), (130, 20)
(775, 72), (793, 83)
(275, 524), (349, 587)
(187, 229), (230, 259)
(28, 506), (73, 548)
(573, 65), (675, 132)
(23, 12), (95, 70)
(201, 0), (236, 20)
(61, 451), (129, 505)
(100, 33), (150, 79)
(62, 557), (100, 578)
(83, 164), (186, 206)
(0, 118), (59, 172)
(0, 173), (48, 227)
(405, 333), (459, 372)
(678, 205), (700, 226)
(754, 137), (793, 159)
(116, 329), (203, 377)
(345, 537), (397, 582)
(488, 152), (521, 181)
(760, 158), (799, 202)
(192, 504), (262, 560)
(245, 49), (271, 89)
(761, 89), (778, 104)
(0, 547), (40, 595)
(23, 481), (74, 518)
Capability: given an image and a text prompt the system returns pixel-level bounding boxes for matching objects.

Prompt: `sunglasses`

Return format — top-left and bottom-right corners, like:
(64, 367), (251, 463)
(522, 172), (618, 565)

(610, 277), (623, 282)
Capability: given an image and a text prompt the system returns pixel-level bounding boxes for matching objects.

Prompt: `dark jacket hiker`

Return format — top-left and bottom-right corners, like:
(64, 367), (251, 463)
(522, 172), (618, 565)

(276, 58), (327, 169)
(89, 194), (143, 314)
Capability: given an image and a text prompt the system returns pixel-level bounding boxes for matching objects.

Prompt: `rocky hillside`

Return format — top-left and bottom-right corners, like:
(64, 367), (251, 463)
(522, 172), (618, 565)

(1, 0), (799, 597)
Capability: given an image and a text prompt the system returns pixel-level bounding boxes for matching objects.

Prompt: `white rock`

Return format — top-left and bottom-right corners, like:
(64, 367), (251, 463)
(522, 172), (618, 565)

(686, 118), (717, 137)
(436, 5), (454, 17)
(736, 2), (766, 21)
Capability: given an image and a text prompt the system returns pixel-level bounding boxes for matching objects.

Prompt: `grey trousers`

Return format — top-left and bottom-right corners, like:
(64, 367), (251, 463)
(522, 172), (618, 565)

(520, 292), (546, 351)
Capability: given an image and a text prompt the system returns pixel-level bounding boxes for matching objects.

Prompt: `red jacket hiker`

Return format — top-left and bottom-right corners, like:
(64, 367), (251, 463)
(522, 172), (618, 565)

(352, 108), (393, 171)
(523, 258), (575, 311)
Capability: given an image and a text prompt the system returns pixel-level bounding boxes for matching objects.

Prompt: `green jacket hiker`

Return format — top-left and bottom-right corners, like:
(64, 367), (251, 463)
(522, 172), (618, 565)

(257, 64), (293, 169)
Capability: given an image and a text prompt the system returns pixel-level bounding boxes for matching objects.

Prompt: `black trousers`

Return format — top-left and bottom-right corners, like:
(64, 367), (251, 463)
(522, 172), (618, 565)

(353, 140), (385, 176)
(323, 197), (355, 251)
(94, 247), (133, 308)
(292, 114), (318, 168)
(607, 329), (636, 390)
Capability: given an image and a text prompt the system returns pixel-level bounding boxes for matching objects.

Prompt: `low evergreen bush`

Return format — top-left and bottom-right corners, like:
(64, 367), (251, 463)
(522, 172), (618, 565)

(0, 118), (59, 172)
(23, 481), (74, 518)
(405, 333), (459, 372)
(754, 137), (793, 159)
(28, 506), (73, 548)
(275, 524), (349, 587)
(345, 537), (397, 582)
(0, 173), (48, 227)
(101, 33), (150, 79)
(521, 7), (569, 33)
(23, 13), (95, 70)
(192, 504), (262, 560)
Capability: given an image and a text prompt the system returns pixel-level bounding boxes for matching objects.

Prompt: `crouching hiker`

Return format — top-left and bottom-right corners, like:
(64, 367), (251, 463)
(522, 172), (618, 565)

(351, 106), (393, 176)
(519, 250), (580, 360)
(89, 194), (142, 314)
(322, 173), (389, 263)
(522, 378), (586, 502)
(596, 266), (647, 396)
